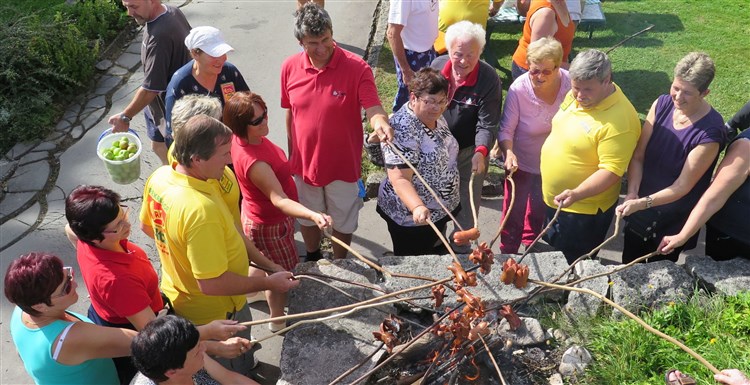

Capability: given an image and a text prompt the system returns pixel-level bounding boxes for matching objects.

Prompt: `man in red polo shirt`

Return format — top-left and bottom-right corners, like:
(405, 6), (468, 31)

(281, 3), (393, 261)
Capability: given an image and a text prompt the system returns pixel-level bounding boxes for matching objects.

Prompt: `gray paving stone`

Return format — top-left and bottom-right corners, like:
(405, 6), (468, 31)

(62, 108), (79, 122)
(81, 109), (106, 131)
(45, 130), (68, 144)
(14, 202), (40, 226)
(115, 52), (142, 70)
(83, 95), (107, 113)
(5, 141), (37, 161)
(95, 59), (113, 71)
(19, 152), (48, 165)
(6, 161), (50, 192)
(30, 142), (56, 153)
(0, 192), (35, 218)
(94, 75), (122, 95)
(126, 39), (141, 54)
(112, 84), (138, 106)
(0, 218), (33, 248)
(107, 65), (129, 76)
(0, 159), (18, 181)
(70, 125), (86, 140)
(55, 118), (73, 132)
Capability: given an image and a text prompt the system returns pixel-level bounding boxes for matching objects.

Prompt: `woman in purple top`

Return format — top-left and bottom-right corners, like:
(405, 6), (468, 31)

(617, 52), (727, 263)
(491, 37), (571, 254)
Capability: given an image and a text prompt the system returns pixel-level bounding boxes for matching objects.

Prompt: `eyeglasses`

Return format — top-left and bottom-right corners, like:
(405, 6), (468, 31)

(528, 66), (558, 76)
(418, 96), (449, 108)
(51, 267), (74, 299)
(249, 107), (268, 126)
(102, 206), (130, 234)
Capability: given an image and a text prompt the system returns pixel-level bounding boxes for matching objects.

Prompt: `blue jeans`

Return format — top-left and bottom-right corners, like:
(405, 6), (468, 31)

(393, 48), (438, 112)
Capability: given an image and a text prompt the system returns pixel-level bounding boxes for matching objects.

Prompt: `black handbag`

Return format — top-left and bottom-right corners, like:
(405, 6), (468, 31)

(624, 208), (662, 242)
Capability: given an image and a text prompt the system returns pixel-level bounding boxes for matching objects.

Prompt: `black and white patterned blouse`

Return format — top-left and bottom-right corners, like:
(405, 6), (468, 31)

(377, 103), (460, 227)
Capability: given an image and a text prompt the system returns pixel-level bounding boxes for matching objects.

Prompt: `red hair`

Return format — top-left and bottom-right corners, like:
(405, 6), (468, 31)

(4, 253), (64, 316)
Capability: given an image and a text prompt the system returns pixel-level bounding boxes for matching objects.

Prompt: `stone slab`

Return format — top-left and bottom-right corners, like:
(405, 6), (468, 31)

(683, 255), (750, 296)
(0, 192), (35, 219)
(115, 51), (142, 71)
(610, 260), (693, 316)
(566, 260), (616, 317)
(281, 259), (391, 385)
(94, 76), (122, 96)
(5, 161), (50, 192)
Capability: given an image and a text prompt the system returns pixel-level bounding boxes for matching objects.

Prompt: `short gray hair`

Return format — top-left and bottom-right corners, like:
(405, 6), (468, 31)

(172, 115), (232, 168)
(171, 95), (222, 144)
(674, 52), (714, 93)
(569, 49), (611, 82)
(445, 21), (486, 52)
(294, 2), (332, 41)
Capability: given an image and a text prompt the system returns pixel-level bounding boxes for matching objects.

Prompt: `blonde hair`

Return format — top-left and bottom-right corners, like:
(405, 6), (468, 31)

(527, 37), (563, 67)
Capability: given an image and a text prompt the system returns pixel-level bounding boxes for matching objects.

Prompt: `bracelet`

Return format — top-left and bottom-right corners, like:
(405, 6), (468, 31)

(645, 195), (653, 209)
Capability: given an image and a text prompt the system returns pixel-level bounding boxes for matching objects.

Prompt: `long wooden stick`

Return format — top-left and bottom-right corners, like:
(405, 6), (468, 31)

(478, 334), (508, 385)
(469, 172), (479, 229)
(239, 276), (452, 327)
(489, 170), (515, 249)
(518, 203), (561, 263)
(530, 279), (720, 374)
(605, 24), (655, 54)
(386, 142), (464, 232)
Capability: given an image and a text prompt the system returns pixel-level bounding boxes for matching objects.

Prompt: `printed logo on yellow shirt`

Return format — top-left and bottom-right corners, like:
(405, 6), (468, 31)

(218, 173), (233, 194)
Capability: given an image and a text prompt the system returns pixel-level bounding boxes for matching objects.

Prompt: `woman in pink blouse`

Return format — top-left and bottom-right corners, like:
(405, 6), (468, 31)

(494, 37), (571, 254)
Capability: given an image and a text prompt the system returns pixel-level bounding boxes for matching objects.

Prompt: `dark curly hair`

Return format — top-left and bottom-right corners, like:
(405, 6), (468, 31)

(294, 2), (332, 41)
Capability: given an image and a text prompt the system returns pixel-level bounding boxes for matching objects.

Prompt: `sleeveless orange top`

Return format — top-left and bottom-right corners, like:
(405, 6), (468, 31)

(511, 0), (576, 69)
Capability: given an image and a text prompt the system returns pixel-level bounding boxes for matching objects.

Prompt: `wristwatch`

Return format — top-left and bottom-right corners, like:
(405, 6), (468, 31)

(645, 195), (653, 209)
(120, 114), (131, 124)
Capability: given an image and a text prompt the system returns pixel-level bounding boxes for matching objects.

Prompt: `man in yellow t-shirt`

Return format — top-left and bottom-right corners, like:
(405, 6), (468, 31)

(140, 115), (299, 372)
(540, 49), (641, 263)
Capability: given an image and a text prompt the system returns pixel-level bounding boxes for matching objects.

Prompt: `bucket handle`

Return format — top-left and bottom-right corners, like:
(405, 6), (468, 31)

(98, 127), (140, 143)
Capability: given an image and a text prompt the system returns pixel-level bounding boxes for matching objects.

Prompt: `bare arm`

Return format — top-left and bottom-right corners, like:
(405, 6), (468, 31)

(107, 87), (159, 132)
(387, 167), (430, 224)
(529, 8), (558, 42)
(57, 322), (137, 365)
(386, 23), (414, 87)
(618, 141), (721, 216)
(249, 162), (331, 229)
(660, 139), (750, 253)
(365, 105), (394, 142)
(141, 222), (155, 239)
(197, 270), (298, 297)
(554, 169), (621, 208)
(498, 139), (517, 172)
(624, 101), (657, 202)
(204, 353), (260, 384)
(285, 108), (294, 156)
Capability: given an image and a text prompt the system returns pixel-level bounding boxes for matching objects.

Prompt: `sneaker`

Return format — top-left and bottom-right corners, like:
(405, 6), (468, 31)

(268, 321), (287, 332)
(246, 292), (265, 304)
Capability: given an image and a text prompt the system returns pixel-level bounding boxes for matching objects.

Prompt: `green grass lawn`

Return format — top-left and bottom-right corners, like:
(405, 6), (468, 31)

(375, 0), (749, 121)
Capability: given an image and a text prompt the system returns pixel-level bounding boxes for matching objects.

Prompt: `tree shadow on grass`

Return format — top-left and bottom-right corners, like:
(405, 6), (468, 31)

(613, 70), (672, 116)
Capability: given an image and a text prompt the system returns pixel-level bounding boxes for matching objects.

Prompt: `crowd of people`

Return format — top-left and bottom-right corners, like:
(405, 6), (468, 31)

(5, 0), (749, 384)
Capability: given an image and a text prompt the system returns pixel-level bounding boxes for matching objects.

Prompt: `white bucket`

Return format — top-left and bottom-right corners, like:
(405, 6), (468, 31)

(96, 128), (143, 185)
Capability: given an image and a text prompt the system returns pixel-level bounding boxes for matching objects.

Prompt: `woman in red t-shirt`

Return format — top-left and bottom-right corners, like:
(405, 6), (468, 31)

(224, 92), (331, 331)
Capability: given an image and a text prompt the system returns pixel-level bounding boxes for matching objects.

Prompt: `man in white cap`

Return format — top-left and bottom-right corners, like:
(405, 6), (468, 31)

(108, 0), (192, 164)
(164, 26), (250, 147)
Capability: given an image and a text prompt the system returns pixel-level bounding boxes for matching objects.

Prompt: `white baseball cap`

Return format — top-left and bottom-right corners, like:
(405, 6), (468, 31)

(184, 26), (234, 57)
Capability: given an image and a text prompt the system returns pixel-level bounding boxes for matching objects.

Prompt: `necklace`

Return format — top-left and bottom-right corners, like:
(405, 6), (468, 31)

(674, 103), (706, 125)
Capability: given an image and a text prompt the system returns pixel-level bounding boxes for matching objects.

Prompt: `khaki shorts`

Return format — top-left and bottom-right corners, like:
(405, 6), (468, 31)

(294, 177), (363, 234)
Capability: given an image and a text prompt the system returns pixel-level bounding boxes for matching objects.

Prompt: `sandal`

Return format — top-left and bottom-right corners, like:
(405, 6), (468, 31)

(665, 369), (697, 385)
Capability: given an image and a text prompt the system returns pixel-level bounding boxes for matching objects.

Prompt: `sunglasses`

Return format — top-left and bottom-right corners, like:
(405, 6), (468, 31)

(528, 66), (557, 76)
(249, 107), (268, 126)
(52, 266), (74, 298)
